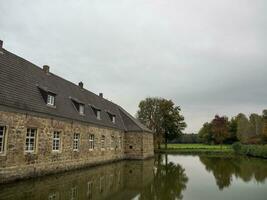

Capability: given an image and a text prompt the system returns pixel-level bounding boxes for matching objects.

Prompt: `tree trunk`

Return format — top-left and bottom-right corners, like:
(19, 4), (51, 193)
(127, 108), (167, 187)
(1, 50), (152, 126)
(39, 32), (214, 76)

(158, 140), (161, 149)
(165, 132), (168, 149)
(165, 153), (168, 166)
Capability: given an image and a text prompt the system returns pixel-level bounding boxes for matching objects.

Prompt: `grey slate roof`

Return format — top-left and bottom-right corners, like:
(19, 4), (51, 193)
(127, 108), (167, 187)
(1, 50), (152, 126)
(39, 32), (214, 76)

(0, 46), (151, 133)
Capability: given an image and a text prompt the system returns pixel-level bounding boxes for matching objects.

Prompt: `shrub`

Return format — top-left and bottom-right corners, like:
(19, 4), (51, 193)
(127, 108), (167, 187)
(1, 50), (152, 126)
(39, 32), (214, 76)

(232, 143), (267, 159)
(232, 142), (242, 153)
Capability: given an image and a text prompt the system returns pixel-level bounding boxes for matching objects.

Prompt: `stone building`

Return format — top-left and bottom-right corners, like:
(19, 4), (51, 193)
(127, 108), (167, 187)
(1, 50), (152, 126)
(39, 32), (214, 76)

(0, 40), (154, 183)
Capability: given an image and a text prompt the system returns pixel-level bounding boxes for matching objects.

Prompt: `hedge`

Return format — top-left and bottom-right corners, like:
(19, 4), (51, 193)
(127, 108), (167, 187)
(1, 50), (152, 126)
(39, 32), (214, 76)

(232, 142), (267, 159)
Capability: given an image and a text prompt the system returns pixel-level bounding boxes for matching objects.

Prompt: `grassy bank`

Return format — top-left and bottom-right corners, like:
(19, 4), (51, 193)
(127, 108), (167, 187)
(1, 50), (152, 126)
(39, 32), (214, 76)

(156, 144), (233, 154)
(232, 143), (267, 159)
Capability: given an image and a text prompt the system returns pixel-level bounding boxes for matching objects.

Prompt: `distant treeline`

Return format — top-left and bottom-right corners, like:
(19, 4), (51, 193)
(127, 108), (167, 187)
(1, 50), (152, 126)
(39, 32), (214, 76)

(198, 110), (267, 145)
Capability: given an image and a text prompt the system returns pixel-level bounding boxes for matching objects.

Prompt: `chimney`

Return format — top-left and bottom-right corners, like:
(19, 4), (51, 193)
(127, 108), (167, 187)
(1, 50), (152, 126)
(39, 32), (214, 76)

(0, 40), (3, 49)
(79, 82), (83, 89)
(99, 93), (103, 98)
(43, 65), (50, 74)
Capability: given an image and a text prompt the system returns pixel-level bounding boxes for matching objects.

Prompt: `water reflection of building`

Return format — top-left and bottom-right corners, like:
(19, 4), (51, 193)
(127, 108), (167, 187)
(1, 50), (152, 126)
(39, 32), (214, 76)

(0, 159), (155, 200)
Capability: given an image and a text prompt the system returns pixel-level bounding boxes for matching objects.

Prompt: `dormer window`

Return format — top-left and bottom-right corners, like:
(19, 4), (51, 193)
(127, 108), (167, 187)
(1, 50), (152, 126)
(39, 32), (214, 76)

(70, 97), (85, 116)
(79, 104), (85, 115)
(47, 94), (55, 106)
(90, 105), (101, 120)
(96, 110), (101, 120)
(112, 115), (116, 123)
(107, 112), (116, 124)
(37, 84), (56, 107)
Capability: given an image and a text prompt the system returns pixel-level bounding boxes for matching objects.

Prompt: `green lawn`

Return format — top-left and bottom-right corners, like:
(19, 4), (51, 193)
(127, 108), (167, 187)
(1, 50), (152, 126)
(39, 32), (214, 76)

(166, 144), (231, 149)
(157, 143), (233, 154)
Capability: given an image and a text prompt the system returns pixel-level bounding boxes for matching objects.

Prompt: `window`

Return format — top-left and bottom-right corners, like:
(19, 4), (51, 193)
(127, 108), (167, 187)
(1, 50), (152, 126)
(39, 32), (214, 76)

(79, 104), (85, 115)
(47, 94), (55, 106)
(0, 126), (6, 153)
(73, 133), (80, 151)
(89, 134), (94, 150)
(71, 97), (85, 115)
(101, 135), (105, 149)
(107, 112), (115, 123)
(109, 174), (114, 189)
(118, 137), (122, 149)
(48, 192), (59, 200)
(70, 186), (78, 200)
(48, 193), (56, 200)
(87, 181), (93, 199)
(96, 110), (101, 120)
(52, 131), (61, 151)
(100, 176), (104, 193)
(25, 128), (37, 153)
(112, 115), (116, 123)
(92, 107), (101, 120)
(37, 85), (57, 106)
(111, 136), (115, 149)
(117, 170), (121, 185)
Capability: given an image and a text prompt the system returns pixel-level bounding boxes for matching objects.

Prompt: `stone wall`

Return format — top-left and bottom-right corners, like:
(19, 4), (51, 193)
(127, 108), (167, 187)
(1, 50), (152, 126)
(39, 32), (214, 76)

(0, 110), (154, 183)
(142, 132), (154, 158)
(124, 131), (154, 159)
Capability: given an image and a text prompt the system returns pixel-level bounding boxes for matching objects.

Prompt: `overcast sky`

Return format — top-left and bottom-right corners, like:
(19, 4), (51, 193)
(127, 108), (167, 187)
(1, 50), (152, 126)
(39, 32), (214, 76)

(1, 0), (267, 132)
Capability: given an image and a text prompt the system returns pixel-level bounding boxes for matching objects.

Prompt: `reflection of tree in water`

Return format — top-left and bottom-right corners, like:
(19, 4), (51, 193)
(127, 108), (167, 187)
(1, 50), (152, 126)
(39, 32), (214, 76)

(199, 157), (234, 190)
(199, 155), (267, 190)
(140, 154), (188, 200)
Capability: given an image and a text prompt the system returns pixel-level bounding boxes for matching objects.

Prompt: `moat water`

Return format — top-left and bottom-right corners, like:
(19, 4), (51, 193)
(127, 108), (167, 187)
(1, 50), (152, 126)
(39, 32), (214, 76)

(1, 154), (267, 200)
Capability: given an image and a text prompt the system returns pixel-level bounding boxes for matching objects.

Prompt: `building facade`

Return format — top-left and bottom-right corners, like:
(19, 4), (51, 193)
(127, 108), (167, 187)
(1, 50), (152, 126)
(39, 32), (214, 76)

(0, 41), (154, 183)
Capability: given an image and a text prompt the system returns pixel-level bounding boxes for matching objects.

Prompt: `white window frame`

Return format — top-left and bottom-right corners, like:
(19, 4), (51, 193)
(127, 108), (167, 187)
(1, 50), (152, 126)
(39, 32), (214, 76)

(89, 134), (94, 150)
(25, 128), (37, 153)
(47, 94), (55, 106)
(0, 126), (6, 153)
(101, 135), (105, 150)
(73, 133), (80, 151)
(79, 104), (85, 115)
(52, 131), (61, 152)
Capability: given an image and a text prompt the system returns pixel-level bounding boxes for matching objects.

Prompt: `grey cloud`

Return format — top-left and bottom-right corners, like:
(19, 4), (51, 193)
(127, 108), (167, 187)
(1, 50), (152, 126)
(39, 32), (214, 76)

(0, 0), (266, 132)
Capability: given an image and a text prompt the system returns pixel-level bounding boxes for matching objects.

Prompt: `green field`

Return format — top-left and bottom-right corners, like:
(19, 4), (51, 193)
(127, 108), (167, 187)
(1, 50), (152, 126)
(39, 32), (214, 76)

(157, 144), (233, 154)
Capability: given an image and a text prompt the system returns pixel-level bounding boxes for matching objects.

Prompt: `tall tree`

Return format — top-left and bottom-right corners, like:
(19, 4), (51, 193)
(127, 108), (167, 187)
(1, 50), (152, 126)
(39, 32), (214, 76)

(136, 97), (162, 147)
(137, 97), (186, 149)
(211, 115), (229, 147)
(159, 99), (187, 149)
(262, 110), (267, 142)
(198, 122), (213, 144)
(227, 117), (238, 143)
(236, 113), (250, 143)
(249, 114), (263, 136)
